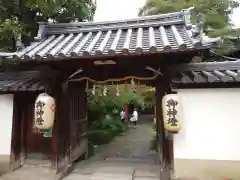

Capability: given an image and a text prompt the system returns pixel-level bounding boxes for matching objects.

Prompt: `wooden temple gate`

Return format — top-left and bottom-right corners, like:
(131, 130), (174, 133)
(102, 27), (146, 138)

(2, 7), (221, 180)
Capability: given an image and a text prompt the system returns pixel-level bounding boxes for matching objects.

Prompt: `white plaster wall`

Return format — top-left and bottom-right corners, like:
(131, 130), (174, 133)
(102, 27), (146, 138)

(174, 88), (240, 161)
(0, 94), (14, 155)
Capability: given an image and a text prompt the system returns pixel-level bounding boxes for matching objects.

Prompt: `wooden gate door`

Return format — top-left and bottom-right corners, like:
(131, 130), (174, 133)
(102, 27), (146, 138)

(69, 81), (88, 162)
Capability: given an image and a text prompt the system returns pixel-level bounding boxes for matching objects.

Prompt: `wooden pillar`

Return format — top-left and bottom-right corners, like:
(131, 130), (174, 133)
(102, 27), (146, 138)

(10, 94), (22, 171)
(167, 86), (178, 178)
(155, 74), (172, 180)
(56, 81), (70, 176)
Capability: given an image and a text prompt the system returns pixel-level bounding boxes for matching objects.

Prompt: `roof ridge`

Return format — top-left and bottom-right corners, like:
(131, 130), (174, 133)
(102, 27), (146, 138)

(39, 10), (185, 28)
(35, 7), (195, 39)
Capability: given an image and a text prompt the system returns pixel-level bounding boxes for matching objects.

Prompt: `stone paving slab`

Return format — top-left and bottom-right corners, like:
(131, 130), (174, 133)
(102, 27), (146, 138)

(106, 157), (155, 163)
(72, 166), (96, 174)
(96, 167), (134, 174)
(134, 177), (160, 180)
(134, 169), (160, 178)
(72, 161), (160, 174)
(90, 172), (133, 179)
(90, 177), (132, 180)
(64, 173), (91, 180)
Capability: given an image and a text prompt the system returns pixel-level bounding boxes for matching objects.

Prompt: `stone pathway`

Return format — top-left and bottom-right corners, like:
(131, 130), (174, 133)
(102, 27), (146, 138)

(90, 122), (156, 162)
(65, 121), (160, 180)
(66, 161), (160, 180)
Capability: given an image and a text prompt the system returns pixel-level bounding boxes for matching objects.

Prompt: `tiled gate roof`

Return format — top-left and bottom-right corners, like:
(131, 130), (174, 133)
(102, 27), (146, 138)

(0, 71), (49, 91)
(172, 60), (240, 84)
(0, 78), (45, 91)
(13, 8), (209, 61)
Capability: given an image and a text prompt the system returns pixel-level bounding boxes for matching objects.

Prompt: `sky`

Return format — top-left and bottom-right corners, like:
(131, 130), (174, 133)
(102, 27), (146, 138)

(231, 2), (240, 28)
(94, 0), (240, 28)
(94, 0), (146, 22)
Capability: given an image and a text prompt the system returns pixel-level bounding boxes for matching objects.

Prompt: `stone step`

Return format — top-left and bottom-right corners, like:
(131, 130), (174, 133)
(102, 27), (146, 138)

(67, 165), (161, 180)
(72, 160), (160, 173)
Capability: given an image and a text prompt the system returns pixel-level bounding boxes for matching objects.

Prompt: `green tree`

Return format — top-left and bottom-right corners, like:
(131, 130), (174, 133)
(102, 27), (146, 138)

(0, 0), (96, 51)
(139, 0), (240, 55)
(139, 0), (239, 31)
(141, 90), (155, 108)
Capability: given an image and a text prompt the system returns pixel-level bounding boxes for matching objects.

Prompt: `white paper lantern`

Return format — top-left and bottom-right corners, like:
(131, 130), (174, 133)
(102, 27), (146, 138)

(34, 93), (56, 130)
(162, 94), (183, 132)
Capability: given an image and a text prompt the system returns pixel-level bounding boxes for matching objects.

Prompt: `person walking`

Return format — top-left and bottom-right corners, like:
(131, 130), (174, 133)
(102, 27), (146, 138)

(120, 109), (125, 123)
(130, 108), (138, 126)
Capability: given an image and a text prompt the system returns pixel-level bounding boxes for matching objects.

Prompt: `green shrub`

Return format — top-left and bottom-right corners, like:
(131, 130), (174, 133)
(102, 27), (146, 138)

(101, 117), (126, 132)
(88, 116), (127, 145)
(88, 130), (113, 145)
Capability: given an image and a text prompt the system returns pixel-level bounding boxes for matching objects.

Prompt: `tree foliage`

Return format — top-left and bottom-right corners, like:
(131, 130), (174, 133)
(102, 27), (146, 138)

(212, 28), (240, 55)
(139, 0), (239, 31)
(139, 0), (240, 55)
(87, 91), (144, 126)
(0, 0), (96, 51)
(141, 90), (155, 108)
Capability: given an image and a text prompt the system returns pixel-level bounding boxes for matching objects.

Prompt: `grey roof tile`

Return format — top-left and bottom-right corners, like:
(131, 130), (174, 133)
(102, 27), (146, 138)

(13, 9), (207, 61)
(0, 71), (54, 91)
(0, 78), (45, 91)
(172, 60), (240, 84)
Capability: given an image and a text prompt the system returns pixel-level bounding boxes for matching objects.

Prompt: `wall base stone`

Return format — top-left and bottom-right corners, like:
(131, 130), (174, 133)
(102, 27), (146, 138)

(0, 155), (11, 175)
(174, 158), (240, 180)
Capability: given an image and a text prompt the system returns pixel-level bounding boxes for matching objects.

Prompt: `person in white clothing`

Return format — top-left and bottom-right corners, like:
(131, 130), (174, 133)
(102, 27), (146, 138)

(120, 109), (125, 122)
(130, 108), (138, 126)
